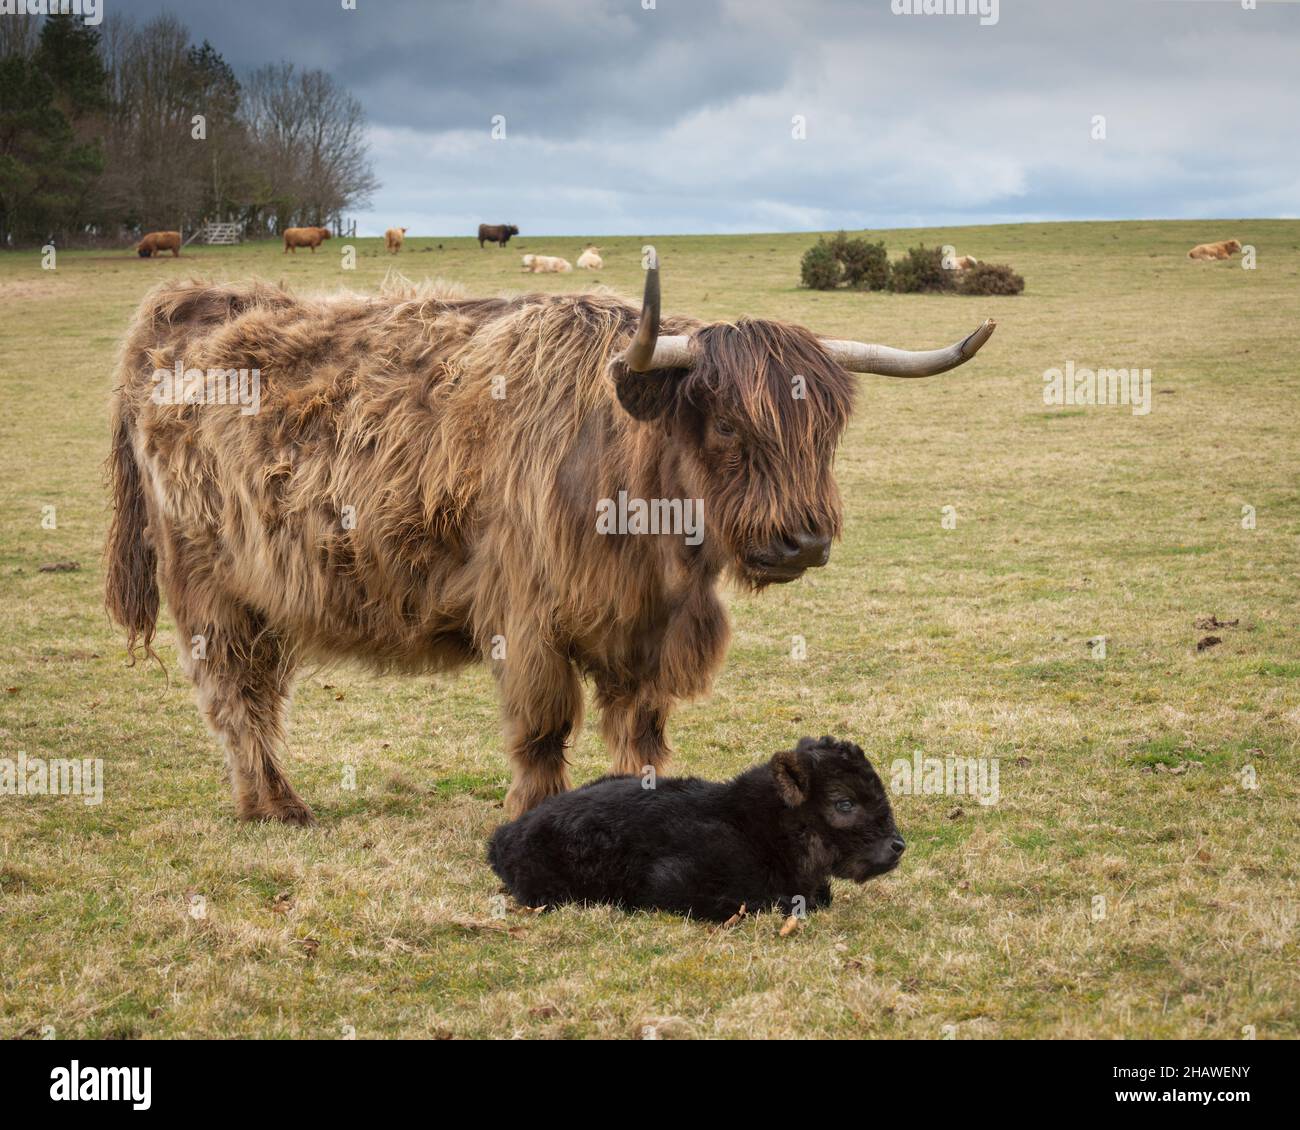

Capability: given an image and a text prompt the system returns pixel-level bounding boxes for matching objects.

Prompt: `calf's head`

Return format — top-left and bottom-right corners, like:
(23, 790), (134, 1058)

(612, 257), (994, 588)
(770, 736), (904, 882)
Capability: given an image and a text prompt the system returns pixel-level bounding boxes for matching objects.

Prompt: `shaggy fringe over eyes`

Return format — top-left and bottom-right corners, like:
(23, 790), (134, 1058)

(679, 319), (856, 457)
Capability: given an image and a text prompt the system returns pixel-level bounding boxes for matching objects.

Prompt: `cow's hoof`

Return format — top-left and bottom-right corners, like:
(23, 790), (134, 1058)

(268, 800), (316, 826)
(504, 775), (569, 820)
(239, 794), (316, 826)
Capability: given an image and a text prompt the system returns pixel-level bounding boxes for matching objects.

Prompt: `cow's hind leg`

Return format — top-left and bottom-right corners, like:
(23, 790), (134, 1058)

(498, 644), (582, 818)
(176, 608), (312, 824)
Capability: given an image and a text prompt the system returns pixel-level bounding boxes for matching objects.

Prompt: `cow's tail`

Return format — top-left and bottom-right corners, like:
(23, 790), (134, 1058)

(104, 406), (160, 668)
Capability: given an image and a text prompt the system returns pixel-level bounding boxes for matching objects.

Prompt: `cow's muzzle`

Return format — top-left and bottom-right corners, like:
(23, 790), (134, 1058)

(744, 532), (831, 582)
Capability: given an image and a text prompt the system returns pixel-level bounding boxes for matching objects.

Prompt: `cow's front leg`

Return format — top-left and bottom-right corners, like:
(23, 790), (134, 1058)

(498, 643), (582, 818)
(598, 687), (673, 779)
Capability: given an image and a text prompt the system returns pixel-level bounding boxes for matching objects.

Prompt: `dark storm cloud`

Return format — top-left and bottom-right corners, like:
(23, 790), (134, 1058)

(116, 0), (1300, 234)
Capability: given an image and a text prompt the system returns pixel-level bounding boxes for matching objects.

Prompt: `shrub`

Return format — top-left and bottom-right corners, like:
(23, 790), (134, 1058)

(958, 261), (1025, 296)
(832, 233), (890, 291)
(800, 239), (842, 290)
(887, 245), (955, 294)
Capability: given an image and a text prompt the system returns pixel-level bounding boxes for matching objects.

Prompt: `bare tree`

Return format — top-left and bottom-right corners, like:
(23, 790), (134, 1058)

(243, 63), (378, 232)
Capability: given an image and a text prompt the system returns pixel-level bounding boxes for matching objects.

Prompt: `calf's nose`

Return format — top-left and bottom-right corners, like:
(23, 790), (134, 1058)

(891, 836), (906, 856)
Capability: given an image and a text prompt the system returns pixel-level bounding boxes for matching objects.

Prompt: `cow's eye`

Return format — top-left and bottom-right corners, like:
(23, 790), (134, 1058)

(713, 419), (736, 440)
(834, 798), (855, 814)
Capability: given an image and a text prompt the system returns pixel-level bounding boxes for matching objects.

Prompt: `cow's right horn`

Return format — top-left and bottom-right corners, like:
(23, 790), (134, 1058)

(623, 260), (692, 371)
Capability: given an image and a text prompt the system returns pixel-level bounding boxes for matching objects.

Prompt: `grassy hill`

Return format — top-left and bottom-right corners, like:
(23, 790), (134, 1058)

(0, 219), (1297, 1038)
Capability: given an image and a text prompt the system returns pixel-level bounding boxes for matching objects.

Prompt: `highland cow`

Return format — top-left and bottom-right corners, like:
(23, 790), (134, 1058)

(1188, 239), (1242, 261)
(385, 227), (408, 254)
(136, 231), (181, 258)
(488, 736), (905, 921)
(521, 253), (572, 273)
(576, 245), (603, 270)
(478, 223), (519, 248)
(105, 257), (993, 823)
(283, 226), (331, 253)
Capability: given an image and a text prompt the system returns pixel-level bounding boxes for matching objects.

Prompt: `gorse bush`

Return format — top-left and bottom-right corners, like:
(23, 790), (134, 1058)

(832, 233), (890, 290)
(887, 245), (955, 294)
(800, 239), (843, 290)
(801, 232), (891, 291)
(800, 235), (1026, 295)
(958, 261), (1026, 295)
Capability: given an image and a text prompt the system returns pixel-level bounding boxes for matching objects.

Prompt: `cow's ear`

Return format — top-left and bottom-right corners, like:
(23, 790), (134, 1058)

(609, 356), (681, 422)
(771, 747), (812, 807)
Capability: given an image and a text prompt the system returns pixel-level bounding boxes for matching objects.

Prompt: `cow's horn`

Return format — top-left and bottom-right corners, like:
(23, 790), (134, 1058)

(623, 259), (692, 371)
(821, 318), (996, 376)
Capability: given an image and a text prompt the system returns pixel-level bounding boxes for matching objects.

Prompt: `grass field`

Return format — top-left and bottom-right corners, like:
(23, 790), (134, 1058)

(1, 220), (1297, 1039)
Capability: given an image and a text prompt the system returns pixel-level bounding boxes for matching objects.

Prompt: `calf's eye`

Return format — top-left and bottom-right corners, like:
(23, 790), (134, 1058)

(835, 799), (855, 813)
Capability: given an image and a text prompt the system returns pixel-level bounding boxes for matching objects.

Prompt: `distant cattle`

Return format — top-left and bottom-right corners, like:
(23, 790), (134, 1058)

(385, 227), (408, 254)
(576, 245), (603, 270)
(136, 231), (181, 258)
(521, 253), (572, 273)
(952, 255), (979, 270)
(1188, 239), (1242, 261)
(478, 223), (519, 248)
(283, 226), (331, 253)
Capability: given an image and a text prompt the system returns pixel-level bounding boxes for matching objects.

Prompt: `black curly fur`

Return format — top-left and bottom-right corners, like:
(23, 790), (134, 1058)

(487, 735), (905, 922)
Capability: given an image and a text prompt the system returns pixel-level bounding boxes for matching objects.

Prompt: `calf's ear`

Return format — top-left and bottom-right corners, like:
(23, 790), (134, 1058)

(771, 748), (812, 807)
(609, 356), (682, 422)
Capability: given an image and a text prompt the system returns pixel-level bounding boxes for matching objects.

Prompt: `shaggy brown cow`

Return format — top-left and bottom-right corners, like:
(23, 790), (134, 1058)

(1188, 238), (1242, 261)
(478, 223), (519, 248)
(385, 227), (408, 254)
(137, 231), (181, 258)
(283, 226), (331, 253)
(106, 261), (994, 823)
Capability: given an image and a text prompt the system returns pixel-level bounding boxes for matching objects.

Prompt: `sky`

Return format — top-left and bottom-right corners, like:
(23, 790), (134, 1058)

(121, 0), (1299, 236)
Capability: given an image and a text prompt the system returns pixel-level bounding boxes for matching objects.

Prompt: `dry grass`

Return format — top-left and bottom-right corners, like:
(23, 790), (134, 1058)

(0, 220), (1297, 1038)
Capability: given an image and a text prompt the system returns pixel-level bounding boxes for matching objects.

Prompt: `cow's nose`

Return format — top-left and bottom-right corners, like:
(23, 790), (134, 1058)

(891, 836), (906, 856)
(777, 532), (832, 569)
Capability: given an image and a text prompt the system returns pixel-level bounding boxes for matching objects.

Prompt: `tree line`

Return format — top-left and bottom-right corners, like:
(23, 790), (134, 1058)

(0, 12), (378, 246)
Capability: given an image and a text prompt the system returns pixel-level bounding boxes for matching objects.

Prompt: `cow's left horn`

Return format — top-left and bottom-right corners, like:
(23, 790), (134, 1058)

(623, 260), (693, 371)
(821, 318), (996, 376)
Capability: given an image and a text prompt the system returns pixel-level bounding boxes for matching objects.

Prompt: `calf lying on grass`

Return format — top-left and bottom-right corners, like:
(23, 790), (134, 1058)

(488, 736), (904, 922)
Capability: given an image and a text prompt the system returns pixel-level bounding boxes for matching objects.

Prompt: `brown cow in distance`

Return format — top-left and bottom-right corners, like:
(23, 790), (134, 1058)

(137, 231), (181, 258)
(1188, 238), (1242, 261)
(478, 222), (519, 248)
(283, 226), (331, 253)
(385, 226), (407, 253)
(106, 260), (994, 823)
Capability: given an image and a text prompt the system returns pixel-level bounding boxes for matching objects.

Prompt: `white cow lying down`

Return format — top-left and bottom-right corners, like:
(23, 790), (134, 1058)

(576, 246), (603, 270)
(521, 254), (572, 273)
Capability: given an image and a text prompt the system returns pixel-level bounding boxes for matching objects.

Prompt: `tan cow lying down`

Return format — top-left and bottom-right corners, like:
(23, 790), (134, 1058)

(137, 231), (181, 258)
(1188, 239), (1241, 261)
(521, 254), (572, 273)
(576, 245), (603, 270)
(283, 226), (331, 253)
(385, 227), (407, 254)
(952, 255), (979, 270)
